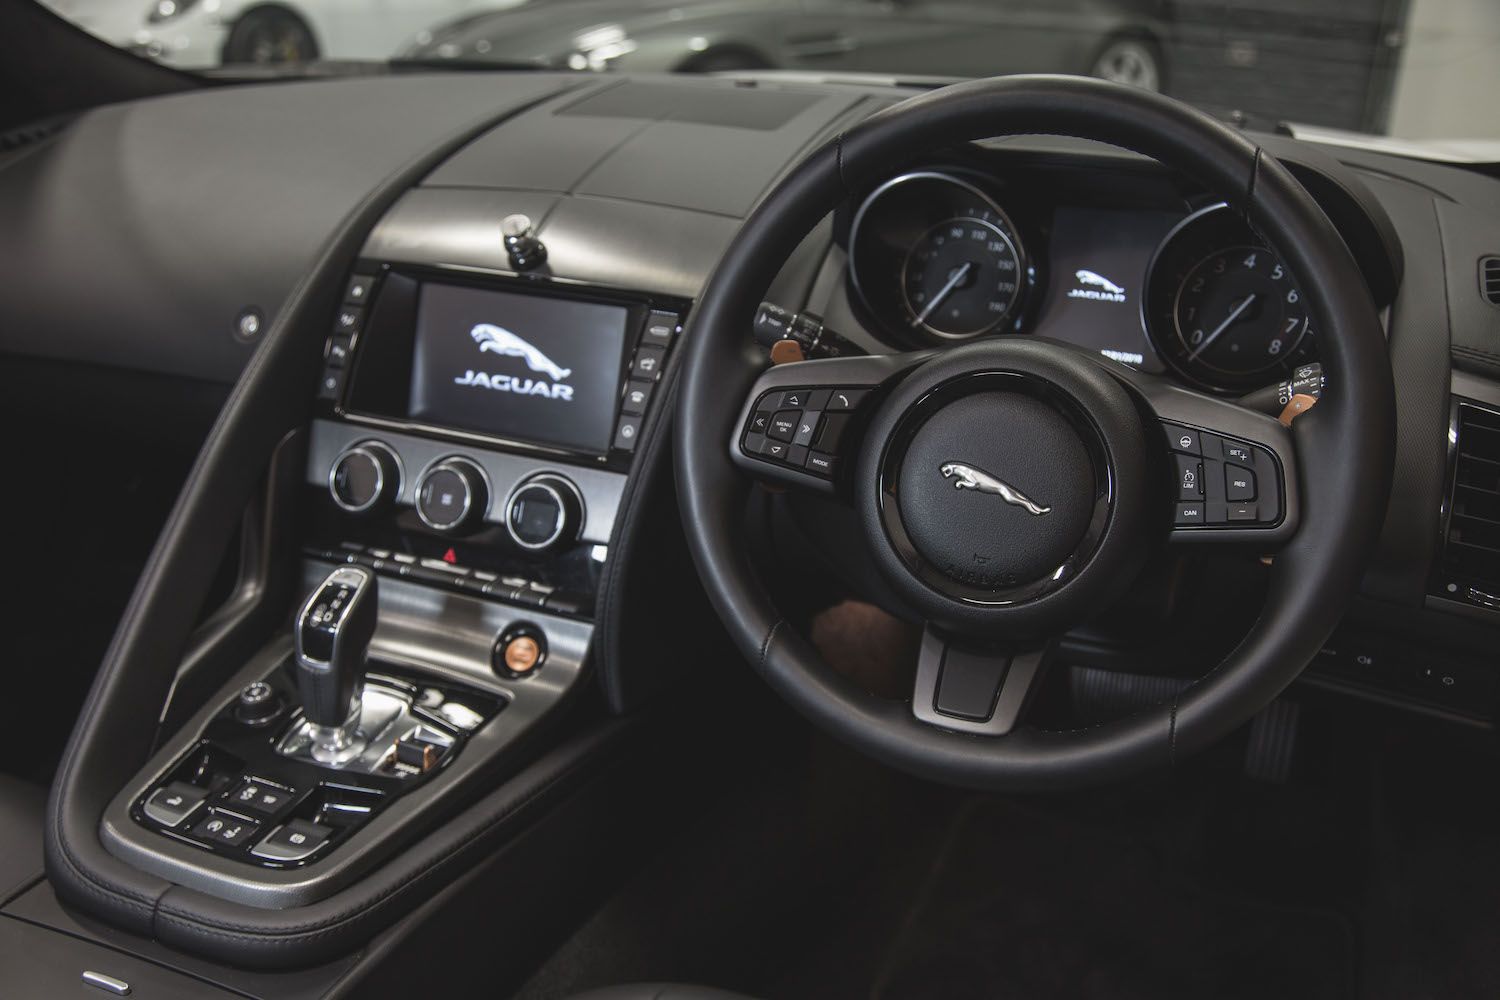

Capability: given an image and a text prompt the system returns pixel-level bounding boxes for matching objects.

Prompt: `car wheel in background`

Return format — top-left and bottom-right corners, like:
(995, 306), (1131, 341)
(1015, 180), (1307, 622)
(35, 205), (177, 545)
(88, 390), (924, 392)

(678, 47), (771, 74)
(222, 6), (319, 65)
(1089, 34), (1163, 91)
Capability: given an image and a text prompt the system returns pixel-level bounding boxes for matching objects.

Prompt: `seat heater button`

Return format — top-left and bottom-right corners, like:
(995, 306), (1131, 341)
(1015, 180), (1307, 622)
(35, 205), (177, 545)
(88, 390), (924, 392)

(143, 782), (208, 828)
(188, 810), (260, 848)
(251, 819), (334, 863)
(1225, 464), (1257, 501)
(1174, 502), (1205, 525)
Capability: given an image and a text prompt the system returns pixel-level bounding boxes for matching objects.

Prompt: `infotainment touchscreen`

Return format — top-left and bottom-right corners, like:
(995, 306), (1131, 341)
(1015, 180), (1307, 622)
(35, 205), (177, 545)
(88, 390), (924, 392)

(407, 283), (630, 453)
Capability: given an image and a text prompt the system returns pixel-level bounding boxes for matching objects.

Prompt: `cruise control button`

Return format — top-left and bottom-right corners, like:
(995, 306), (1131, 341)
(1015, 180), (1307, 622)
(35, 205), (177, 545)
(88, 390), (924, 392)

(1227, 503), (1259, 522)
(826, 388), (867, 411)
(1224, 442), (1254, 464)
(224, 778), (295, 818)
(792, 411), (821, 448)
(1174, 502), (1205, 525)
(251, 819), (333, 863)
(1173, 455), (1203, 498)
(143, 782), (207, 828)
(1225, 464), (1257, 501)
(189, 810), (259, 848)
(768, 410), (800, 442)
(1163, 424), (1201, 454)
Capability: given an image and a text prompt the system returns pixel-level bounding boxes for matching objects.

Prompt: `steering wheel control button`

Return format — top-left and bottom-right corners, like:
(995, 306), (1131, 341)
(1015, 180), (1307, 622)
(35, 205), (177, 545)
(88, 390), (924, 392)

(826, 388), (867, 411)
(768, 411), (800, 442)
(806, 452), (837, 478)
(416, 458), (487, 533)
(1173, 454), (1203, 498)
(494, 625), (547, 679)
(329, 441), (399, 514)
(188, 810), (260, 849)
(776, 389), (809, 409)
(505, 474), (583, 552)
(933, 645), (1007, 722)
(748, 410), (772, 435)
(1226, 465), (1257, 501)
(252, 819), (333, 864)
(792, 412), (821, 447)
(1174, 502), (1206, 525)
(224, 778), (296, 818)
(896, 391), (1095, 589)
(1162, 423), (1201, 454)
(143, 782), (208, 828)
(762, 440), (789, 461)
(1224, 441), (1254, 464)
(1227, 503), (1259, 522)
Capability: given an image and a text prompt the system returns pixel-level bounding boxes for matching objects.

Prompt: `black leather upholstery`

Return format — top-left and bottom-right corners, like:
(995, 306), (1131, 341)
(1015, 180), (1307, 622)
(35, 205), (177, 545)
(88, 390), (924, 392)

(570, 986), (757, 1000)
(0, 774), (45, 907)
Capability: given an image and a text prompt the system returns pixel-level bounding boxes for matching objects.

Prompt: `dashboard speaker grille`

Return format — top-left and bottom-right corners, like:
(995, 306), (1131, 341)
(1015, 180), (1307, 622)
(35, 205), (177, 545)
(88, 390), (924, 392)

(1443, 401), (1500, 588)
(1483, 256), (1500, 307)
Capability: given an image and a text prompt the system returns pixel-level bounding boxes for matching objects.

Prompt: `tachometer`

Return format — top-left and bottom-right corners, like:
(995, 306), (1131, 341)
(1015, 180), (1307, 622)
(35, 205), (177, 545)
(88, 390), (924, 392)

(849, 172), (1030, 346)
(1144, 204), (1315, 392)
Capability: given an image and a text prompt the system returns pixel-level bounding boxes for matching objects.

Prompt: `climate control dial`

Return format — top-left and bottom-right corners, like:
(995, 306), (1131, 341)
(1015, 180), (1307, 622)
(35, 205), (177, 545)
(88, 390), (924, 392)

(415, 457), (489, 534)
(328, 441), (400, 514)
(504, 474), (584, 552)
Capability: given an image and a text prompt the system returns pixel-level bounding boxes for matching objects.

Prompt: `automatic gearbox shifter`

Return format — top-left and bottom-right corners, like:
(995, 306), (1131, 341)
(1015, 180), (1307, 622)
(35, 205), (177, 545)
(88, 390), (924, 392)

(294, 565), (377, 764)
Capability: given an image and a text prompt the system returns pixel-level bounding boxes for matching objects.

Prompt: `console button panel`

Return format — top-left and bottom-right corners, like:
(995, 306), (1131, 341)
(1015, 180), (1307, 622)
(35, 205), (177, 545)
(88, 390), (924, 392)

(132, 667), (503, 868)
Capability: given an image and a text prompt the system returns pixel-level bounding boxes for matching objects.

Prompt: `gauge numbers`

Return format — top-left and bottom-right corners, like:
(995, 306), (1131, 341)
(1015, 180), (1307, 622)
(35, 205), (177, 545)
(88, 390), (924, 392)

(902, 217), (1023, 339)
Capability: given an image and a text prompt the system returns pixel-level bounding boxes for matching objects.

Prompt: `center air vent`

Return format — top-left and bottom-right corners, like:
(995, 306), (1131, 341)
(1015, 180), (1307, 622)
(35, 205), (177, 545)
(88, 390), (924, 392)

(1483, 256), (1500, 307)
(1435, 401), (1500, 606)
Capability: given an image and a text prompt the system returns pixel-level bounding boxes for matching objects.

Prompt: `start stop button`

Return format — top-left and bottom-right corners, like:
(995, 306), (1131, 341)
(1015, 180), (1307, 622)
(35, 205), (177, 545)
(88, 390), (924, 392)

(493, 625), (547, 679)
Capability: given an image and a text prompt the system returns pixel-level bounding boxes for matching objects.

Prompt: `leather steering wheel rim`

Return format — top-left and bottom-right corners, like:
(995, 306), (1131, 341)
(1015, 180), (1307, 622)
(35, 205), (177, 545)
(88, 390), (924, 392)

(674, 75), (1395, 791)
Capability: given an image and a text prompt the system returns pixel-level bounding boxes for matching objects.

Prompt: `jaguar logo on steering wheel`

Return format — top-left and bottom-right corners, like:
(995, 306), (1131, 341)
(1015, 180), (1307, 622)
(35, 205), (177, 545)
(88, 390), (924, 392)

(940, 462), (1052, 516)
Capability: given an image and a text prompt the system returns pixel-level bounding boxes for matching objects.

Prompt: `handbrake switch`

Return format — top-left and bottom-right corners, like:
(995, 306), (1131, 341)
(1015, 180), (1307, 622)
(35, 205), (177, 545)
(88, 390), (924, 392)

(294, 565), (377, 764)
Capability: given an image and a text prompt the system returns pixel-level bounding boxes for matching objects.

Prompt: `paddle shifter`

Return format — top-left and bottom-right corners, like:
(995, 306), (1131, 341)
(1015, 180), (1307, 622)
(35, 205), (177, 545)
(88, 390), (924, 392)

(294, 565), (377, 764)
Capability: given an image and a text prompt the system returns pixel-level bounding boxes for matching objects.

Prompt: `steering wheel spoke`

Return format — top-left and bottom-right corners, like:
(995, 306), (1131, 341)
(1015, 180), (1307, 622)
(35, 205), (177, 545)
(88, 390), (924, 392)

(1110, 365), (1301, 547)
(730, 351), (926, 494)
(911, 626), (1056, 736)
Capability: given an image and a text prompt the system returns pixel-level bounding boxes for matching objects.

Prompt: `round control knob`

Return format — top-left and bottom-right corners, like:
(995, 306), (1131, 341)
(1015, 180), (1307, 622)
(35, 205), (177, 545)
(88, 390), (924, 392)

(415, 457), (489, 533)
(329, 441), (400, 514)
(233, 680), (285, 727)
(504, 474), (584, 552)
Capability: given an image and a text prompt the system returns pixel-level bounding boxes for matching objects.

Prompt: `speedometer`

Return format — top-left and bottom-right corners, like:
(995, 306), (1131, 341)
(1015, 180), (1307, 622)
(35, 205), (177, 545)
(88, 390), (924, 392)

(1144, 204), (1316, 393)
(902, 216), (1023, 338)
(849, 171), (1030, 346)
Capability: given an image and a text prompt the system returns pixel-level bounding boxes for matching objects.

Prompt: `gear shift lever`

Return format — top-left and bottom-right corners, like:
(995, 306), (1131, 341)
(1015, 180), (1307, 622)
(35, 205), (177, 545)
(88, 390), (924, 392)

(294, 565), (377, 764)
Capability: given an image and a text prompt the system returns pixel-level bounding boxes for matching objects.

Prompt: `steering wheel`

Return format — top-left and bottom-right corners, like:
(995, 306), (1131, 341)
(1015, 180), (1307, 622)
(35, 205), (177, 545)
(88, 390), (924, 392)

(674, 76), (1395, 790)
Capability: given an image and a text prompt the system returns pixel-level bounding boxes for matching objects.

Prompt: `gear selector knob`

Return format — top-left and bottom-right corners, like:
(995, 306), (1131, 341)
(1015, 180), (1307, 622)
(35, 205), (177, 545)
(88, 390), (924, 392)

(294, 565), (377, 745)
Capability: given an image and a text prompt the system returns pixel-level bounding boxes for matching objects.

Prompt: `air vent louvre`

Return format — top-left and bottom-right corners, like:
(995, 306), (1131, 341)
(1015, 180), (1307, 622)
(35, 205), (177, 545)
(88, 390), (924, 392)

(1444, 402), (1500, 587)
(1482, 256), (1500, 307)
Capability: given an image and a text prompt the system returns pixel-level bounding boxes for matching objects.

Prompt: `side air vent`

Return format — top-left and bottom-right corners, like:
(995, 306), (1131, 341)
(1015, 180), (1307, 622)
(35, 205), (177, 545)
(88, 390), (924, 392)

(1434, 401), (1500, 609)
(1483, 256), (1500, 307)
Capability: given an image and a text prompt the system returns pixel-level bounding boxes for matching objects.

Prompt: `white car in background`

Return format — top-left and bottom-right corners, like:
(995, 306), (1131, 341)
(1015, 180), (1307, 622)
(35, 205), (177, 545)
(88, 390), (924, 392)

(43, 0), (520, 68)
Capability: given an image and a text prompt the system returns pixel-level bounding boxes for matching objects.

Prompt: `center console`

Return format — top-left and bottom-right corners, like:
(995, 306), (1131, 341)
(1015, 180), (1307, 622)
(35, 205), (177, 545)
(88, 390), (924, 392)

(97, 253), (686, 905)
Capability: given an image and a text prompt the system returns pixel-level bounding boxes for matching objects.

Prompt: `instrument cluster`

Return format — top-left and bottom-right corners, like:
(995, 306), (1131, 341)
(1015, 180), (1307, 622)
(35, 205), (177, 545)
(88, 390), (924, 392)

(844, 171), (1319, 396)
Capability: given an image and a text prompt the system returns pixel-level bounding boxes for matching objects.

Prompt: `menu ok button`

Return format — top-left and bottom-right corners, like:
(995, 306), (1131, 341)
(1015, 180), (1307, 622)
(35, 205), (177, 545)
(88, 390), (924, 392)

(768, 410), (800, 442)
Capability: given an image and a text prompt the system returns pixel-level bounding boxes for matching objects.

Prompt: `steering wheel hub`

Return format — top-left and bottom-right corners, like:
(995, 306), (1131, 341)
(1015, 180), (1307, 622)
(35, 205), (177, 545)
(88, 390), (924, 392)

(857, 340), (1153, 636)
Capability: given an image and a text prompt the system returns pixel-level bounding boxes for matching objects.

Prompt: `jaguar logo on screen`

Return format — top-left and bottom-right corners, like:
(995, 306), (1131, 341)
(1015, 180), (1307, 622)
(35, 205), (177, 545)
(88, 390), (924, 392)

(453, 324), (574, 400)
(940, 463), (1052, 516)
(1067, 269), (1127, 303)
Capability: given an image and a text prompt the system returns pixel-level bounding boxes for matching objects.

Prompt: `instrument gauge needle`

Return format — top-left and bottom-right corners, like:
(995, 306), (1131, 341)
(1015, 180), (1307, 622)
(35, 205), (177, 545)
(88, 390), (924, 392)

(913, 261), (975, 327)
(1188, 293), (1257, 362)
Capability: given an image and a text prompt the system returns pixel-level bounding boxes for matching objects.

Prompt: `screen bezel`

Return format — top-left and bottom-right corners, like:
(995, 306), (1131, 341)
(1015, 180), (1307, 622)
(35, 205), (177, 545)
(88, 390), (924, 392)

(339, 266), (660, 467)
